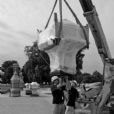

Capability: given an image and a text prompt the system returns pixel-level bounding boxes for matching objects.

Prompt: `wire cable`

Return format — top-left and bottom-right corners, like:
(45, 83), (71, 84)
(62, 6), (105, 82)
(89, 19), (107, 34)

(45, 0), (58, 29)
(64, 0), (89, 48)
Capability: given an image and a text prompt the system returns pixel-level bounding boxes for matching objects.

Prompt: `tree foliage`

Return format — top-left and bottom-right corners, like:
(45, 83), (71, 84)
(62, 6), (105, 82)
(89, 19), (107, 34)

(76, 70), (103, 84)
(92, 70), (103, 82)
(1, 60), (18, 83)
(23, 41), (51, 84)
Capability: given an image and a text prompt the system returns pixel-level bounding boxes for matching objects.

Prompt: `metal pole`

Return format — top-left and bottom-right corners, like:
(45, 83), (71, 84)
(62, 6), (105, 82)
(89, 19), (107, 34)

(58, 0), (63, 37)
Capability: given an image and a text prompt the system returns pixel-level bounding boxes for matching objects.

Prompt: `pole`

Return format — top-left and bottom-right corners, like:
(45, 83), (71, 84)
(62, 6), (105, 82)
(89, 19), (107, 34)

(58, 0), (63, 37)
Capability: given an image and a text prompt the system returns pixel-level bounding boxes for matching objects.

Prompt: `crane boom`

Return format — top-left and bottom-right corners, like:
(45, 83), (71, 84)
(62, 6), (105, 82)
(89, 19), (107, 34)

(78, 0), (114, 114)
(79, 0), (111, 62)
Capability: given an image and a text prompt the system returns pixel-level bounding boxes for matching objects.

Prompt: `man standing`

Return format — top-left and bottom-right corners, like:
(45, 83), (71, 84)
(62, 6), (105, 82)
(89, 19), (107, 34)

(51, 76), (66, 114)
(65, 80), (79, 114)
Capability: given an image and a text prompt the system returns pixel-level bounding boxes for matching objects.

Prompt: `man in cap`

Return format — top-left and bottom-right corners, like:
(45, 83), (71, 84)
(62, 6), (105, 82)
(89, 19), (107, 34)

(65, 80), (79, 114)
(51, 76), (66, 114)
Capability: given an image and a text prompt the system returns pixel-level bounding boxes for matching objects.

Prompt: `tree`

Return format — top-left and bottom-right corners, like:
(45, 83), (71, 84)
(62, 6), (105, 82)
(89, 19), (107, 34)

(1, 60), (18, 83)
(22, 60), (33, 83)
(82, 73), (92, 83)
(80, 71), (103, 84)
(92, 70), (103, 82)
(23, 41), (51, 84)
(76, 73), (83, 84)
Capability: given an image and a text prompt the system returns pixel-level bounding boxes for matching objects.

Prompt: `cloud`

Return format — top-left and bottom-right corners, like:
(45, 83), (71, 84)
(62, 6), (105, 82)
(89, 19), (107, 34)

(0, 21), (36, 67)
(0, 30), (14, 38)
(17, 31), (35, 39)
(0, 0), (113, 73)
(0, 21), (11, 30)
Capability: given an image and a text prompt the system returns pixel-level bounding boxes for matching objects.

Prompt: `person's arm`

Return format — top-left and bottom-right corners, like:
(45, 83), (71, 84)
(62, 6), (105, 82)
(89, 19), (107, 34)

(57, 78), (63, 88)
(65, 77), (71, 91)
(57, 78), (66, 90)
(75, 89), (80, 99)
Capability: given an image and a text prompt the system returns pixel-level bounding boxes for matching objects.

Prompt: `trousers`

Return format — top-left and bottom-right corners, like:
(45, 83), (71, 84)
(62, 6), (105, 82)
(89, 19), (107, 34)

(53, 104), (65, 114)
(65, 106), (75, 114)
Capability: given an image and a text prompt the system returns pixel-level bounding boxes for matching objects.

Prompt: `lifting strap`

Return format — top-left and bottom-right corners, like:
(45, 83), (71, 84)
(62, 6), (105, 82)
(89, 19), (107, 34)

(45, 0), (58, 29)
(38, 51), (50, 67)
(64, 0), (89, 48)
(45, 0), (63, 39)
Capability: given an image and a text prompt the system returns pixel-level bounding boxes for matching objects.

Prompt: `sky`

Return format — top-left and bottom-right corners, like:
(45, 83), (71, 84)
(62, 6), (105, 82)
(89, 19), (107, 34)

(0, 0), (114, 74)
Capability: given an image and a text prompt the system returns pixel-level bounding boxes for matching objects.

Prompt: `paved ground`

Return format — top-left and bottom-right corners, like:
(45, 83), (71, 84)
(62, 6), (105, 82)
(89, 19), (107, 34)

(0, 88), (53, 114)
(0, 88), (109, 114)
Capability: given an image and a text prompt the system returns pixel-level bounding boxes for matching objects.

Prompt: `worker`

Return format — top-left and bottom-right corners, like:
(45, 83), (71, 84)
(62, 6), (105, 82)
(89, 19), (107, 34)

(65, 80), (79, 114)
(51, 76), (66, 114)
(107, 93), (114, 114)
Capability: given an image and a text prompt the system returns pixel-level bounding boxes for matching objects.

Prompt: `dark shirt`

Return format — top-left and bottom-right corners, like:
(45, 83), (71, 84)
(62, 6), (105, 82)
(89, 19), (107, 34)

(51, 85), (66, 104)
(67, 87), (79, 107)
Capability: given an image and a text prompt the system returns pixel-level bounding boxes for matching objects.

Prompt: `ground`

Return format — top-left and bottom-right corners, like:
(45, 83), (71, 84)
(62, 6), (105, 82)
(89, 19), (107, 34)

(0, 88), (109, 114)
(0, 88), (53, 114)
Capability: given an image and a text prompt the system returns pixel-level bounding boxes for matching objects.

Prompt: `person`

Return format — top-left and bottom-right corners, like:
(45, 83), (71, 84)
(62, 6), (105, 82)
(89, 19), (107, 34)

(65, 80), (79, 114)
(107, 94), (114, 114)
(51, 76), (66, 114)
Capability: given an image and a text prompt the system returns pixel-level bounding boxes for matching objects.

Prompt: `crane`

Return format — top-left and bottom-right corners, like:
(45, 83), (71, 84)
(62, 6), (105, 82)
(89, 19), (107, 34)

(38, 0), (114, 113)
(79, 0), (114, 114)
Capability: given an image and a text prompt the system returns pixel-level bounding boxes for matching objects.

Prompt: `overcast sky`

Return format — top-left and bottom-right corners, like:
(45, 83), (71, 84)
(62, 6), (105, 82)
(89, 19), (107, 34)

(0, 0), (113, 74)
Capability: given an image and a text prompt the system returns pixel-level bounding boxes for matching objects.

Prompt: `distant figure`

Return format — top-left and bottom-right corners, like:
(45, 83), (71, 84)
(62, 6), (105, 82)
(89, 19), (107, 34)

(65, 80), (79, 114)
(51, 76), (66, 114)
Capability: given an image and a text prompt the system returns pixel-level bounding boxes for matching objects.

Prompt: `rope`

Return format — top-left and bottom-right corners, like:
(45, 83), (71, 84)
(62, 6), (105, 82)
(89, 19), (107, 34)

(38, 51), (50, 67)
(45, 0), (58, 29)
(64, 0), (89, 48)
(45, 0), (63, 39)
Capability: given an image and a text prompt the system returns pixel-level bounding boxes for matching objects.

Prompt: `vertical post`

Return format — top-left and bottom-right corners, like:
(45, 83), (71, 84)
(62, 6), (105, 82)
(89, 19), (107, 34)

(59, 0), (62, 25)
(58, 0), (63, 37)
(54, 13), (58, 37)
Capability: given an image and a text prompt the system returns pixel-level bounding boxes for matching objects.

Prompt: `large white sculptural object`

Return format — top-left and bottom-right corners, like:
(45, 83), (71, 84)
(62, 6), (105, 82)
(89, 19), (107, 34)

(38, 19), (88, 74)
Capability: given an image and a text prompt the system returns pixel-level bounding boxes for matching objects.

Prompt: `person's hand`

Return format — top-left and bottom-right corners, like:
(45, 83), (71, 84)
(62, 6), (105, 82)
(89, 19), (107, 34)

(57, 84), (62, 88)
(59, 78), (62, 84)
(66, 81), (71, 90)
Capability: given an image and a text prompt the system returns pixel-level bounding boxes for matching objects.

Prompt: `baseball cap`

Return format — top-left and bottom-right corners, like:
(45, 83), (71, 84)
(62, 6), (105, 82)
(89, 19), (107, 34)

(72, 80), (77, 86)
(51, 76), (59, 82)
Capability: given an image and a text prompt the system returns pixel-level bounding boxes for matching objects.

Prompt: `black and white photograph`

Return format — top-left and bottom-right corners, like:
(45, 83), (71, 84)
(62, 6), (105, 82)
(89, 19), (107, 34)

(0, 0), (113, 114)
